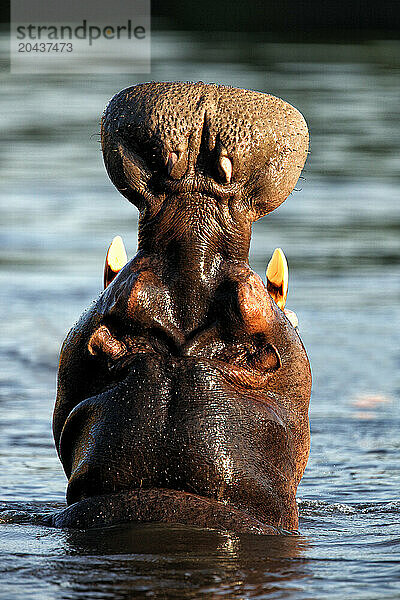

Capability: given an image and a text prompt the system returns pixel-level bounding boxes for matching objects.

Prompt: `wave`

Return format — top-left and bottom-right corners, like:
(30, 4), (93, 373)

(1, 499), (399, 527)
(297, 498), (400, 516)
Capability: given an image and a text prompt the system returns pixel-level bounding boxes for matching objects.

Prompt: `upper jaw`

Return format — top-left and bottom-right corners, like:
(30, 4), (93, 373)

(101, 82), (309, 220)
(93, 243), (303, 401)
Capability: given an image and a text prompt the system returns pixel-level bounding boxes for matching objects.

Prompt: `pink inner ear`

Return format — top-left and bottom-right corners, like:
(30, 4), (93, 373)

(237, 272), (274, 335)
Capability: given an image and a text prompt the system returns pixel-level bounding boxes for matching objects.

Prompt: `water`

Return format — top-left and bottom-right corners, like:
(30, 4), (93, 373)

(1, 32), (399, 598)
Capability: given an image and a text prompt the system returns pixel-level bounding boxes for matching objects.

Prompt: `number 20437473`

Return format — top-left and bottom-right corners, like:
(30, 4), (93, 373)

(18, 43), (73, 52)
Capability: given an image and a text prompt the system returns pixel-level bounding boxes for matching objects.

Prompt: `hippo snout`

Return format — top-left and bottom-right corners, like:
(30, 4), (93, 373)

(53, 82), (311, 534)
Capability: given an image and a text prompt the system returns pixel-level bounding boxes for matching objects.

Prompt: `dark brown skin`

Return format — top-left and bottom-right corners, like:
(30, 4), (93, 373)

(52, 82), (311, 533)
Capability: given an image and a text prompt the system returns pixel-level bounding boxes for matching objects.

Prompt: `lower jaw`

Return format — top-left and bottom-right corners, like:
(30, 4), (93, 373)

(50, 488), (288, 535)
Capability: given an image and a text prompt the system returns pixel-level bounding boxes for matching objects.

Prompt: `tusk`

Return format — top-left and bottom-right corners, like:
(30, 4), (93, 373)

(104, 235), (128, 289)
(167, 151), (178, 175)
(218, 155), (232, 183)
(266, 247), (288, 310)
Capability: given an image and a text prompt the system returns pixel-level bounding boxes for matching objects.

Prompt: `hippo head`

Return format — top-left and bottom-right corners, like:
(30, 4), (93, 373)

(52, 82), (311, 534)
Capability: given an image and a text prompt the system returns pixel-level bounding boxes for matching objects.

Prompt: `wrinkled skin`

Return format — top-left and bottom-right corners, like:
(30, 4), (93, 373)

(52, 82), (311, 534)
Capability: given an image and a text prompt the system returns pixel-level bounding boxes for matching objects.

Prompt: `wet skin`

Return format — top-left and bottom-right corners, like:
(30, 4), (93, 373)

(52, 82), (311, 533)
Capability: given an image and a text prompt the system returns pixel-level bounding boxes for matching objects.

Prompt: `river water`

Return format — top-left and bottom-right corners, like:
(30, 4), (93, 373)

(0, 32), (399, 599)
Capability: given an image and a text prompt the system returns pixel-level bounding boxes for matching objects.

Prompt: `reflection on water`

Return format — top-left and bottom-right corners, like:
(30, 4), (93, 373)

(0, 32), (399, 599)
(60, 525), (311, 599)
(0, 521), (312, 599)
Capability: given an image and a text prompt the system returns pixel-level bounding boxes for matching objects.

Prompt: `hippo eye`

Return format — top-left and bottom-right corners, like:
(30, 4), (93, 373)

(246, 344), (281, 373)
(225, 340), (281, 374)
(107, 353), (136, 376)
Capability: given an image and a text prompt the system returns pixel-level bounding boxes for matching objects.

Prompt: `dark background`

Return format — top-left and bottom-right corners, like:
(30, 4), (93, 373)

(151, 0), (400, 34)
(1, 0), (400, 34)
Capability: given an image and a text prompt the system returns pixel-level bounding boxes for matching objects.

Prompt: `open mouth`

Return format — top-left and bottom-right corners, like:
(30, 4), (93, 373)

(52, 488), (289, 535)
(54, 240), (306, 534)
(87, 238), (301, 392)
(105, 235), (299, 329)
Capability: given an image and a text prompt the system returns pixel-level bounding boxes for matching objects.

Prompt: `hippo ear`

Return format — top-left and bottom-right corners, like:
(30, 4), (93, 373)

(103, 236), (128, 288)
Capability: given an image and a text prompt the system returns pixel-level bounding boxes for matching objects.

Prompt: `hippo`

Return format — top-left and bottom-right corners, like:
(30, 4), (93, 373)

(52, 82), (311, 534)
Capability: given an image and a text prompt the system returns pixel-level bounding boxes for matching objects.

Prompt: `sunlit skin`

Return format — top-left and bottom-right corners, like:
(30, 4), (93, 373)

(52, 82), (311, 533)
